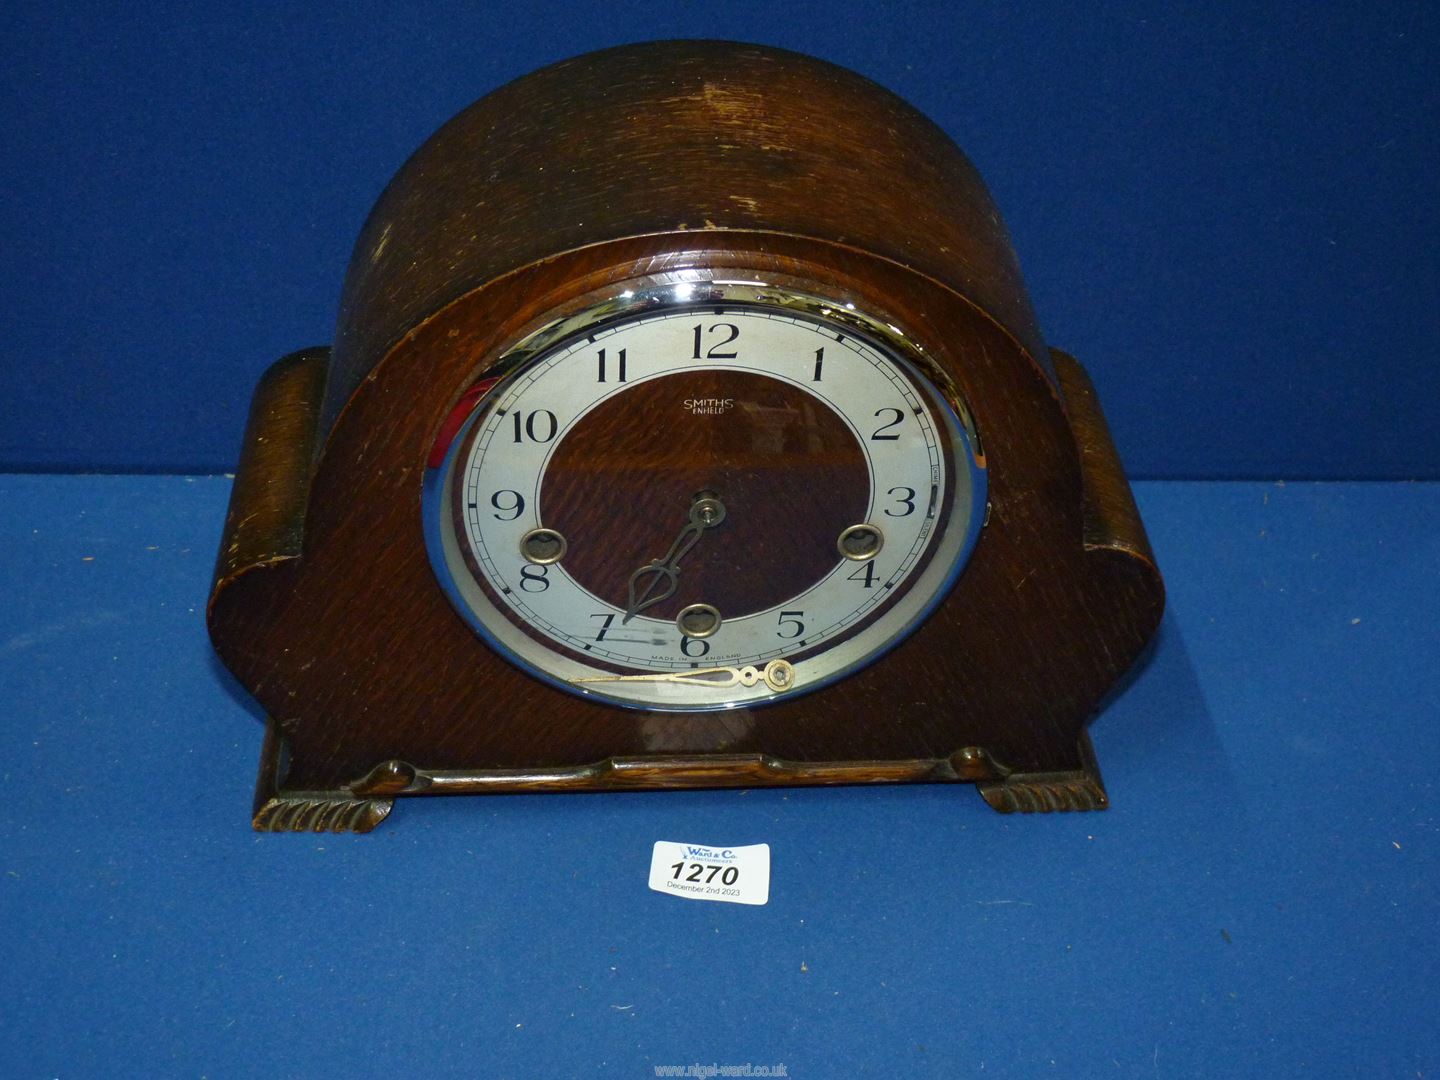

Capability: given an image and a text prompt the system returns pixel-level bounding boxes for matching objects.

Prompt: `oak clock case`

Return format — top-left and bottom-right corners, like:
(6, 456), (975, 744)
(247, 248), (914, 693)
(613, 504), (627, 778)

(208, 41), (1165, 832)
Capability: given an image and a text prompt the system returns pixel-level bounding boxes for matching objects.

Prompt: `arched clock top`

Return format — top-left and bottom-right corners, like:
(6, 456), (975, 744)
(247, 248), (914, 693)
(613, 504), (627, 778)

(322, 41), (1050, 436)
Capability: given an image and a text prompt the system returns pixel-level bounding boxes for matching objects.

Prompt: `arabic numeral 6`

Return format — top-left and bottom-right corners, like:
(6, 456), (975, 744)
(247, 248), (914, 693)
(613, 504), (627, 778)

(669, 861), (739, 886)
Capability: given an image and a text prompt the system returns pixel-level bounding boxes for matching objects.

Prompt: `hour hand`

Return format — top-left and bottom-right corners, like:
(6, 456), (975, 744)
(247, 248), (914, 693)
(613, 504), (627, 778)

(622, 493), (726, 623)
(623, 561), (681, 623)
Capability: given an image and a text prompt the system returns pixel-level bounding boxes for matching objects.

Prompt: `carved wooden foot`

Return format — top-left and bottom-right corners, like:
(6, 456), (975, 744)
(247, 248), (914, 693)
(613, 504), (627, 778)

(250, 720), (394, 833)
(976, 733), (1109, 813)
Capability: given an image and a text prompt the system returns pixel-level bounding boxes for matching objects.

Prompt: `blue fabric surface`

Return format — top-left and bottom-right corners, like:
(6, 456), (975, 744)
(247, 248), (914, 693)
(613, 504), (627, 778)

(0, 477), (1436, 1076)
(1, 4), (1437, 478)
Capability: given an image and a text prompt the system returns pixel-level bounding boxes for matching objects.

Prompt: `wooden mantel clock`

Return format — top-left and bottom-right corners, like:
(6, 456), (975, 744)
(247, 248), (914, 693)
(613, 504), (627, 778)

(208, 40), (1164, 832)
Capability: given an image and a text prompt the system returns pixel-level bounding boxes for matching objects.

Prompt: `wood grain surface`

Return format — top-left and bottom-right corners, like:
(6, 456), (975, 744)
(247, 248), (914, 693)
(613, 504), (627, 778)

(208, 42), (1163, 827)
(320, 40), (1050, 441)
(533, 369), (872, 623)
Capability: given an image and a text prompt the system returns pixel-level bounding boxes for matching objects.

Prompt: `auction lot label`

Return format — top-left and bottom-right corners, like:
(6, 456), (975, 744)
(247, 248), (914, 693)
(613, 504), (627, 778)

(648, 842), (770, 906)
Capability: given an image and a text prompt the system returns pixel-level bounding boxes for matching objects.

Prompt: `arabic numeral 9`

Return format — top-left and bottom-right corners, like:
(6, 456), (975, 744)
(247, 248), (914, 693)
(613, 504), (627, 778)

(490, 489), (525, 521)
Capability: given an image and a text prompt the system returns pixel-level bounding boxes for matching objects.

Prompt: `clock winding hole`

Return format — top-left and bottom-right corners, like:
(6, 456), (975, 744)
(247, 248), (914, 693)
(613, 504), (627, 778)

(520, 527), (568, 565)
(676, 602), (723, 639)
(837, 523), (885, 562)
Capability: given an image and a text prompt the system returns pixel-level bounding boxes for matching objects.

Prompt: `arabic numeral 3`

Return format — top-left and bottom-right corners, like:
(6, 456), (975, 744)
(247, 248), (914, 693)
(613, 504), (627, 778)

(885, 486), (917, 516)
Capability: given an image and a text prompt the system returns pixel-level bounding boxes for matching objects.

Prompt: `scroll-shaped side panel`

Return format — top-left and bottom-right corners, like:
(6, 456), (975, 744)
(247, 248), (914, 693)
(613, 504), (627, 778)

(1052, 348), (1161, 571)
(208, 347), (329, 668)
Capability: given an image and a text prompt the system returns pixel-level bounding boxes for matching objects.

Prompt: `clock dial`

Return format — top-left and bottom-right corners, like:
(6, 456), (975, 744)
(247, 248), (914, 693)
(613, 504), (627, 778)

(426, 284), (986, 710)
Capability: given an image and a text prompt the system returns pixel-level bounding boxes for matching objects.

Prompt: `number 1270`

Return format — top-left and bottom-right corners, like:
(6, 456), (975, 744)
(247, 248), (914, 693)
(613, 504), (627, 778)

(670, 861), (739, 885)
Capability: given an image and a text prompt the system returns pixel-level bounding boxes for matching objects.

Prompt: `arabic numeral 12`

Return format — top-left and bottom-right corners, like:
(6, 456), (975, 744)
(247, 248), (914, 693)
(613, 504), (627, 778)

(692, 322), (739, 360)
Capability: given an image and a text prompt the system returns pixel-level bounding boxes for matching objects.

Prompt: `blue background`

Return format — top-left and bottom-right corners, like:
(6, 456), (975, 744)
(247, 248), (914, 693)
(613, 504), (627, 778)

(2, 476), (1436, 1076)
(3, 4), (1438, 1077)
(1, 1), (1436, 477)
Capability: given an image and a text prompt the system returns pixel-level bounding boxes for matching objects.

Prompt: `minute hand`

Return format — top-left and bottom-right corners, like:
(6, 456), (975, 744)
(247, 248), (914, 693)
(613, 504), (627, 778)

(623, 495), (725, 623)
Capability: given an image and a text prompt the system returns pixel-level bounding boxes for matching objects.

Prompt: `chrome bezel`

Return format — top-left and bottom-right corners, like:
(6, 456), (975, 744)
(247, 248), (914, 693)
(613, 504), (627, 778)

(422, 276), (988, 712)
